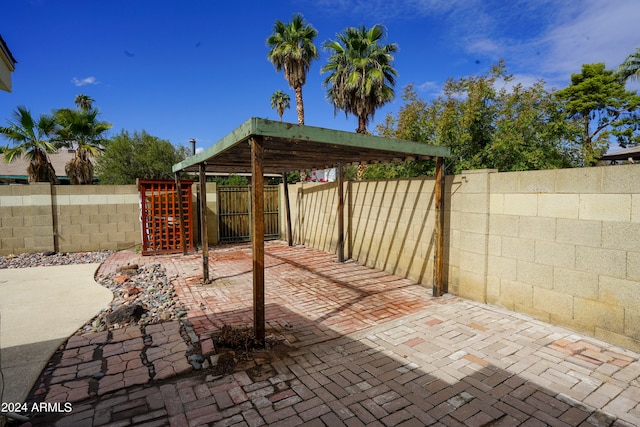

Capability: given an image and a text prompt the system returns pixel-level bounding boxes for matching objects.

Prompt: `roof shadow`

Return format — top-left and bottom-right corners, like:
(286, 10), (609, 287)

(22, 243), (639, 426)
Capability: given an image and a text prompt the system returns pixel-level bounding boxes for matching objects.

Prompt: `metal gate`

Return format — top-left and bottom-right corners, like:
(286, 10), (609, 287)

(138, 179), (194, 255)
(218, 185), (279, 243)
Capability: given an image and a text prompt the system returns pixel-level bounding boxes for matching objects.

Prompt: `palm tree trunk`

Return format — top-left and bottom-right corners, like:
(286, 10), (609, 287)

(357, 115), (367, 134)
(29, 149), (57, 184)
(295, 86), (305, 125)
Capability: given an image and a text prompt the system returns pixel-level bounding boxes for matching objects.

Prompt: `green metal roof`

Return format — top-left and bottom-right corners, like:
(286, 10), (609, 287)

(173, 118), (450, 175)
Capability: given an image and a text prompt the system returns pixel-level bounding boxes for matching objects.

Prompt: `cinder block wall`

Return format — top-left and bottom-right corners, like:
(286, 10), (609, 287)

(0, 183), (214, 255)
(52, 185), (140, 252)
(284, 177), (439, 286)
(485, 165), (640, 351)
(0, 183), (55, 254)
(283, 165), (640, 352)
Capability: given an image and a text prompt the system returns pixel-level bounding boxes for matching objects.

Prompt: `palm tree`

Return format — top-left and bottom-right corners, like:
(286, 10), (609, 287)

(54, 107), (112, 184)
(0, 106), (58, 183)
(74, 94), (95, 111)
(267, 14), (318, 125)
(270, 90), (291, 122)
(322, 25), (398, 134)
(618, 47), (640, 82)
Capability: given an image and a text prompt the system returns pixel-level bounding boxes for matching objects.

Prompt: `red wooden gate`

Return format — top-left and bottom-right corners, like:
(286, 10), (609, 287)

(138, 179), (194, 255)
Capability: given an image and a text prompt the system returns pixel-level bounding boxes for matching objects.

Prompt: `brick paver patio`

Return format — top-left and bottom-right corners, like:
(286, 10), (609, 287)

(19, 241), (640, 426)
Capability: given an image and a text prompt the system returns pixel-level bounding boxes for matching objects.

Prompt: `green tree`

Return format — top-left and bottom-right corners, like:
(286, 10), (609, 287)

(270, 90), (291, 122)
(74, 94), (95, 111)
(54, 107), (112, 184)
(618, 47), (640, 82)
(377, 63), (578, 176)
(96, 130), (188, 184)
(212, 174), (249, 186)
(322, 25), (398, 134)
(0, 106), (58, 183)
(556, 62), (640, 165)
(267, 14), (318, 125)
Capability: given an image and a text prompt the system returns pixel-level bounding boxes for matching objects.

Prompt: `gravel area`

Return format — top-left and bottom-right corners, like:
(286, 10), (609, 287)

(0, 251), (113, 269)
(83, 262), (190, 333)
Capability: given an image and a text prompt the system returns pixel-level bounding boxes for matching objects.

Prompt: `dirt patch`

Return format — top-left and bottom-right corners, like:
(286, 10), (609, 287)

(208, 325), (295, 380)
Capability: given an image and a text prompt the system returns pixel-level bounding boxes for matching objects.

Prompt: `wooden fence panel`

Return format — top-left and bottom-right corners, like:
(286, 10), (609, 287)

(218, 185), (279, 242)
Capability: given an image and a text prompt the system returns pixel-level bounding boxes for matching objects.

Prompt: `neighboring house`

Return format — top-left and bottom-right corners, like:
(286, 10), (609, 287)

(600, 146), (640, 164)
(0, 34), (17, 92)
(0, 149), (76, 184)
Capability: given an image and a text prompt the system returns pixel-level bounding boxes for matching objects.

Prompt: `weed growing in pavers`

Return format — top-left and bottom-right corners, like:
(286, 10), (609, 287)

(214, 325), (260, 353)
(205, 325), (295, 379)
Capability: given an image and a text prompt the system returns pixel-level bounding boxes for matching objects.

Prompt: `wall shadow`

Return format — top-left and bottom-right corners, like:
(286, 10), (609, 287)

(293, 178), (439, 290)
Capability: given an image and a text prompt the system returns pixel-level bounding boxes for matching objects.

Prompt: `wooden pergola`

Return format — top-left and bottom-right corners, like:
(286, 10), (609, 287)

(172, 118), (450, 345)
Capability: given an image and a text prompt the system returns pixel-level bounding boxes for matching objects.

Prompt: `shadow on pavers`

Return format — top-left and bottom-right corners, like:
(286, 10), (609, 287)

(21, 302), (635, 427)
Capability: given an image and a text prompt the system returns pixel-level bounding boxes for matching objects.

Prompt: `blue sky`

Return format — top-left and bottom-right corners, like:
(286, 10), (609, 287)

(2, 0), (639, 153)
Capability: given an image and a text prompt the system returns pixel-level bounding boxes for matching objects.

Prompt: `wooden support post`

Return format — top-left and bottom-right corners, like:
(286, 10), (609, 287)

(199, 162), (209, 281)
(434, 157), (445, 297)
(175, 173), (187, 256)
(282, 173), (293, 246)
(337, 163), (344, 262)
(251, 137), (266, 346)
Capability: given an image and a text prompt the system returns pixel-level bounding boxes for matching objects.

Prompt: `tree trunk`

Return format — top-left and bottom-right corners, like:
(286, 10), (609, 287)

(357, 115), (367, 134)
(295, 85), (304, 125)
(583, 118), (596, 166)
(29, 149), (57, 184)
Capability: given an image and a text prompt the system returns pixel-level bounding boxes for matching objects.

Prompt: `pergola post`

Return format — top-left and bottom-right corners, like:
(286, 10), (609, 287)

(337, 163), (344, 262)
(433, 157), (445, 297)
(251, 137), (266, 346)
(199, 162), (209, 281)
(175, 173), (188, 256)
(282, 173), (293, 246)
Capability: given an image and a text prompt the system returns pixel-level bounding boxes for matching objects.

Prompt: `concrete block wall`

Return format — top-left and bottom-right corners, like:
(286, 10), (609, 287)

(484, 165), (640, 351)
(446, 170), (495, 302)
(285, 177), (439, 287)
(0, 183), (55, 255)
(284, 165), (639, 352)
(0, 183), (212, 255)
(52, 185), (140, 252)
(286, 181), (340, 254)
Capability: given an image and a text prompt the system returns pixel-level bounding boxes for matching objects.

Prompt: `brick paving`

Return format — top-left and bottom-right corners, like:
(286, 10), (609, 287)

(17, 241), (640, 426)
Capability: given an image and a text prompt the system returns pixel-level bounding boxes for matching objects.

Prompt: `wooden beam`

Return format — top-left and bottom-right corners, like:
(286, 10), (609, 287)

(337, 163), (344, 262)
(251, 136), (266, 346)
(199, 162), (209, 281)
(433, 157), (445, 297)
(282, 173), (293, 246)
(175, 173), (187, 256)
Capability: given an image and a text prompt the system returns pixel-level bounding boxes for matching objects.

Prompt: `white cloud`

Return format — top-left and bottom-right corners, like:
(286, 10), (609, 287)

(311, 0), (639, 89)
(535, 0), (640, 84)
(415, 80), (443, 98)
(450, 0), (640, 87)
(71, 76), (98, 87)
(310, 0), (476, 20)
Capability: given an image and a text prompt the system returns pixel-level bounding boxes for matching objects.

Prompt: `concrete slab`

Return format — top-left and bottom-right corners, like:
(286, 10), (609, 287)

(0, 264), (112, 403)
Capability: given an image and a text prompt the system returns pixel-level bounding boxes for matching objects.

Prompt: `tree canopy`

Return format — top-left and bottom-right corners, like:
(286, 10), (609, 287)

(54, 105), (112, 184)
(95, 130), (188, 184)
(267, 14), (318, 125)
(618, 47), (640, 82)
(555, 62), (640, 165)
(270, 90), (291, 122)
(377, 62), (579, 176)
(322, 25), (398, 134)
(0, 106), (58, 183)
